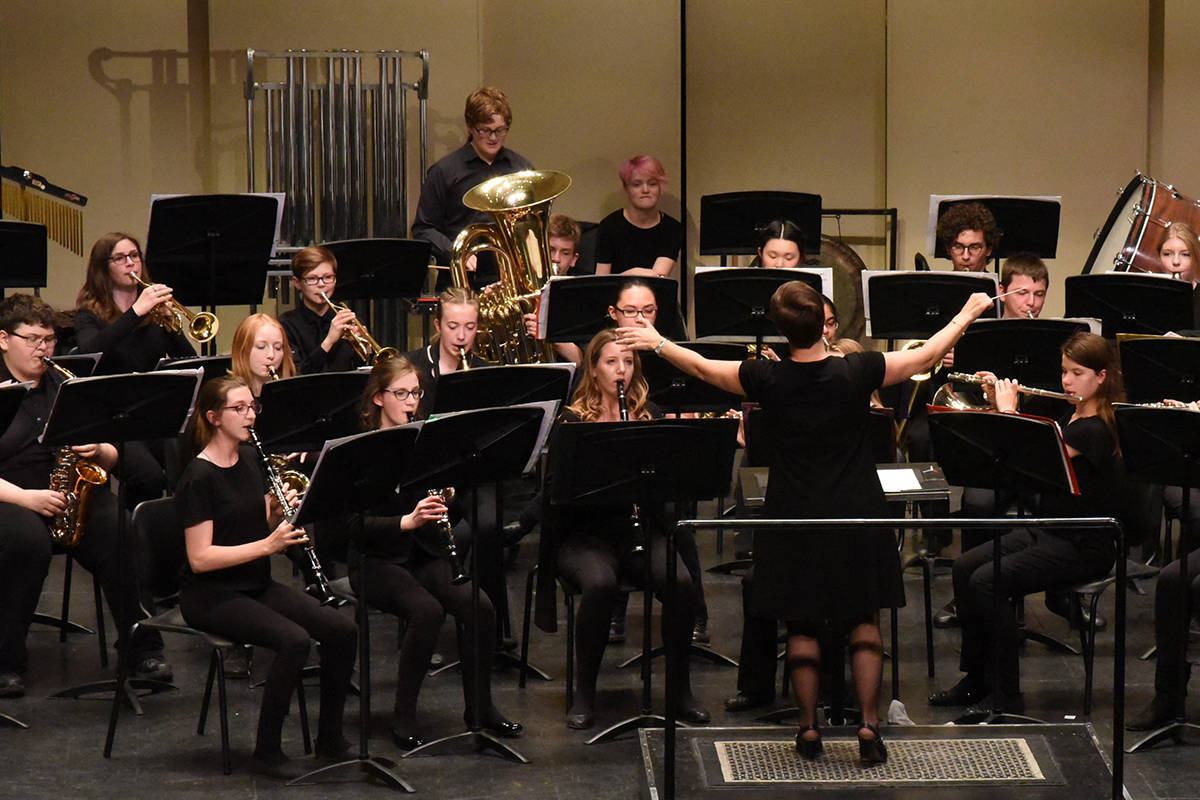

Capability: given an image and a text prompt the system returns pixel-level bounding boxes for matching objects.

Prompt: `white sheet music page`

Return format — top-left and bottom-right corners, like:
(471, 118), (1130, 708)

(877, 467), (922, 493)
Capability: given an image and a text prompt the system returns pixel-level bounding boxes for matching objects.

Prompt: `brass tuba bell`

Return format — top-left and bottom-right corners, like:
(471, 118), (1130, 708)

(450, 170), (571, 364)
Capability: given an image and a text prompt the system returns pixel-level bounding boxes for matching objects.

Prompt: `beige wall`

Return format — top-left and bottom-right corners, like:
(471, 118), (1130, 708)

(0, 0), (1190, 332)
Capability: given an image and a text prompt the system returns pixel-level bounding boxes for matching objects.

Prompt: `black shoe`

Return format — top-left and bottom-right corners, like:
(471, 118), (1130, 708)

(1126, 693), (1178, 731)
(795, 725), (823, 760)
(224, 645), (252, 679)
(470, 711), (523, 738)
(928, 676), (985, 707)
(390, 729), (427, 751)
(133, 655), (174, 682)
(0, 671), (25, 699)
(965, 691), (1025, 717)
(679, 696), (711, 725)
(692, 621), (710, 644)
(933, 601), (959, 628)
(724, 691), (773, 712)
(502, 519), (533, 545)
(608, 619), (625, 644)
(246, 752), (304, 781)
(566, 702), (595, 730)
(857, 723), (888, 764)
(314, 735), (352, 761)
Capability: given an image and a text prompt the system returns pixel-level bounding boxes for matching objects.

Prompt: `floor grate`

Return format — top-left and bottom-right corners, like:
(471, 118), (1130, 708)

(715, 737), (1047, 784)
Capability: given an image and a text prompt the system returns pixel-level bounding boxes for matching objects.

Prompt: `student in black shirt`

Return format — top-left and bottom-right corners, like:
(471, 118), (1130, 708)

(175, 375), (356, 780)
(405, 286), (489, 419)
(278, 246), (363, 375)
(230, 313), (297, 397)
(0, 294), (170, 700)
(594, 155), (682, 278)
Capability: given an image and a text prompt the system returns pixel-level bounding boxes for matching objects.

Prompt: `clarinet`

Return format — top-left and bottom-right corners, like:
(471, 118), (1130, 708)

(426, 488), (470, 585)
(247, 427), (336, 605)
(616, 380), (646, 555)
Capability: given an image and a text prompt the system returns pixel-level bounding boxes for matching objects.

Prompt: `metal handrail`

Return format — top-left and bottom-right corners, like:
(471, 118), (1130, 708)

(659, 516), (1126, 800)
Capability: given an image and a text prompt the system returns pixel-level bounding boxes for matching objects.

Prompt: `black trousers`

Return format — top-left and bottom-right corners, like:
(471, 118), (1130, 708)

(557, 530), (696, 709)
(953, 528), (1113, 695)
(349, 548), (498, 728)
(0, 489), (163, 675)
(1152, 485), (1200, 695)
(180, 580), (356, 755)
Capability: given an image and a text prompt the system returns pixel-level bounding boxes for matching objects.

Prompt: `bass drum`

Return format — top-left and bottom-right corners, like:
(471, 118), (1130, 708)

(811, 234), (868, 340)
(1084, 173), (1200, 274)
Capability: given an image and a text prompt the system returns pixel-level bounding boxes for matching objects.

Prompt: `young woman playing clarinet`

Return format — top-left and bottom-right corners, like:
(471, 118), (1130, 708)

(929, 332), (1124, 715)
(351, 356), (521, 749)
(175, 376), (357, 779)
(536, 328), (712, 731)
(230, 313), (297, 398)
(617, 281), (994, 762)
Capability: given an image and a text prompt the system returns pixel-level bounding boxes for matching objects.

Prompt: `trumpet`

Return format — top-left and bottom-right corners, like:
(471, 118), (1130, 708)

(129, 271), (219, 343)
(320, 291), (398, 364)
(247, 427), (335, 605)
(458, 346), (471, 371)
(267, 365), (280, 381)
(937, 371), (1082, 408)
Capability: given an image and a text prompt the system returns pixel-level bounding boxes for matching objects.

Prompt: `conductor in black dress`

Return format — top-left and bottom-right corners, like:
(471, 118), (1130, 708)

(618, 281), (994, 763)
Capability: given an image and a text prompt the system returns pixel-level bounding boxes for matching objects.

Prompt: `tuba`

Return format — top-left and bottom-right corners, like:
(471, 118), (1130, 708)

(450, 170), (571, 364)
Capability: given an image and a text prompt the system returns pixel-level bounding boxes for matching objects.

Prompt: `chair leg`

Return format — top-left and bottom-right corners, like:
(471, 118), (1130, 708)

(296, 676), (312, 755)
(922, 556), (935, 677)
(60, 554), (74, 643)
(565, 592), (575, 712)
(93, 573), (108, 669)
(216, 650), (231, 775)
(1081, 593), (1101, 715)
(519, 566), (537, 689)
(199, 650), (218, 735)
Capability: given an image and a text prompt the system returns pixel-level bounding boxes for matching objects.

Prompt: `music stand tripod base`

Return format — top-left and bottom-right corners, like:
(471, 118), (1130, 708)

(1, 712), (29, 729)
(289, 755), (413, 792)
(619, 643), (738, 670)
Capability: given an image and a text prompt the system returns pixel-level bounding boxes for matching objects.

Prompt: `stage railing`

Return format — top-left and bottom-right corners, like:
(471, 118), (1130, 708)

(662, 516), (1127, 800)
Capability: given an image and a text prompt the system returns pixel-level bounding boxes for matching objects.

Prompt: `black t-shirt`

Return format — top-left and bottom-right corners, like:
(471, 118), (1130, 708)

(0, 364), (62, 489)
(279, 304), (362, 375)
(594, 210), (682, 274)
(174, 451), (271, 591)
(73, 307), (195, 375)
(1040, 414), (1117, 521)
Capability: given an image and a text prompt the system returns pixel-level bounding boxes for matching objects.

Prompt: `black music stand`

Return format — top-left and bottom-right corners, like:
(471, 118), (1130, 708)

(48, 353), (101, 378)
(931, 197), (1061, 266)
(286, 426), (420, 792)
(432, 364), (574, 415)
(0, 220), (48, 293)
(1065, 274), (1194, 338)
(400, 404), (553, 764)
(145, 194), (279, 354)
(693, 268), (803, 356)
(254, 372), (370, 452)
(0, 383), (30, 728)
(549, 418), (738, 744)
(954, 318), (1090, 391)
(1116, 405), (1200, 753)
(1118, 336), (1200, 404)
(155, 354), (233, 386)
(928, 407), (1078, 724)
(641, 342), (745, 416)
(699, 191), (822, 260)
(537, 275), (685, 345)
(42, 372), (201, 709)
(863, 271), (998, 339)
(321, 238), (431, 352)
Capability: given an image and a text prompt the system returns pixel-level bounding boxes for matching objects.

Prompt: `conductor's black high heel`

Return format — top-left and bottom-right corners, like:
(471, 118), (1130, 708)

(794, 725), (823, 760)
(857, 723), (887, 764)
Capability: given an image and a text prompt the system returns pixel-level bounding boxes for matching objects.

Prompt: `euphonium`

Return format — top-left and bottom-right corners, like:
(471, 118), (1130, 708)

(247, 427), (335, 605)
(42, 357), (108, 547)
(319, 291), (398, 364)
(450, 170), (571, 364)
(129, 271), (219, 343)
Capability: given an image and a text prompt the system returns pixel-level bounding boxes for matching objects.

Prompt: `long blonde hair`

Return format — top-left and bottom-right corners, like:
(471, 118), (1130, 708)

(230, 313), (296, 383)
(565, 329), (651, 421)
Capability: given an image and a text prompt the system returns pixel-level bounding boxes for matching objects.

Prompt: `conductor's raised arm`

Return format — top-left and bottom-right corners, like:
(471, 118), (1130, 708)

(616, 324), (744, 396)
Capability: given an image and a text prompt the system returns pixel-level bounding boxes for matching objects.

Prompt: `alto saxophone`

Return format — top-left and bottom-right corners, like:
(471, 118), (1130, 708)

(41, 357), (108, 547)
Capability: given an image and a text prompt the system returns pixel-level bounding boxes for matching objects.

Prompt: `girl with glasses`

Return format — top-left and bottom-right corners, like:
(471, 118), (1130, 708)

(350, 356), (521, 749)
(176, 375), (357, 779)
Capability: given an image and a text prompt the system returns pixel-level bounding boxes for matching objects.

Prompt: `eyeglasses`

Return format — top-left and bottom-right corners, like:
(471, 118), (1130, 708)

(109, 251), (142, 264)
(301, 275), (335, 286)
(948, 242), (986, 255)
(474, 125), (509, 140)
(9, 332), (57, 349)
(823, 318), (839, 329)
(383, 388), (424, 401)
(223, 401), (262, 416)
(615, 306), (657, 319)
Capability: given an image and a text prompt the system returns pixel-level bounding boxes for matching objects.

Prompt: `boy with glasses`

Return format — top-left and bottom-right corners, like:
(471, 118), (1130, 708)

(0, 294), (171, 698)
(412, 86), (533, 289)
(936, 201), (1000, 273)
(279, 245), (363, 374)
